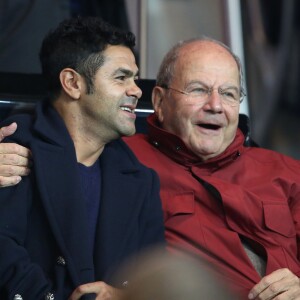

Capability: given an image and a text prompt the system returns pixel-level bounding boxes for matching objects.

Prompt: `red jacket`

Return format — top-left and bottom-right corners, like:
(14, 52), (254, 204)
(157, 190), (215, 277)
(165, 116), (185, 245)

(124, 114), (300, 299)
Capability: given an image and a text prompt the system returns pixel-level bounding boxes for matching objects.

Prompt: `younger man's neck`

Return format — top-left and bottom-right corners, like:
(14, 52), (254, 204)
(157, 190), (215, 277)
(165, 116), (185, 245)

(53, 99), (106, 166)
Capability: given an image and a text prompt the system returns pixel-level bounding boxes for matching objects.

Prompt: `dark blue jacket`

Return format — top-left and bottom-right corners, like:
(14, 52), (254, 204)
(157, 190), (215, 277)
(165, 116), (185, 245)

(0, 101), (165, 299)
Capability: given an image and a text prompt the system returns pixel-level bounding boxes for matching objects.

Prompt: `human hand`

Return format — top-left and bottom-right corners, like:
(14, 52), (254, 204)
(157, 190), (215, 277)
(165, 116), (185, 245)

(248, 268), (300, 299)
(0, 122), (31, 187)
(69, 281), (123, 300)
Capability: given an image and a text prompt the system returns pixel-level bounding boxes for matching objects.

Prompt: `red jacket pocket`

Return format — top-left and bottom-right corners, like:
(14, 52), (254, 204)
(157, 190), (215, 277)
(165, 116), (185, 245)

(263, 202), (296, 237)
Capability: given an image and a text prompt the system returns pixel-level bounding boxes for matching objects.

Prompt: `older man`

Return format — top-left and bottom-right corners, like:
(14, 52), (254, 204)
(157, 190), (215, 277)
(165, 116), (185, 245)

(1, 38), (300, 299)
(124, 38), (300, 299)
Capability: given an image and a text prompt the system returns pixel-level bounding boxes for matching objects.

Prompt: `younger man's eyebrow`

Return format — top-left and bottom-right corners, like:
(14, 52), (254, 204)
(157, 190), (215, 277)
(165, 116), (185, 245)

(113, 68), (139, 77)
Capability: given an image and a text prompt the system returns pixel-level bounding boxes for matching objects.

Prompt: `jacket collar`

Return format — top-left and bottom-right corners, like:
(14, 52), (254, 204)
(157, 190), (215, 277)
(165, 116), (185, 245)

(33, 99), (74, 147)
(31, 101), (93, 286)
(31, 101), (143, 285)
(147, 113), (246, 169)
(93, 139), (143, 281)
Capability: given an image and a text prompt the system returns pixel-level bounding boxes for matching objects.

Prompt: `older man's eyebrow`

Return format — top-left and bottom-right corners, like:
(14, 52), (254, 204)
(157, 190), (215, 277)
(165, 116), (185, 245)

(185, 80), (240, 91)
(220, 85), (240, 92)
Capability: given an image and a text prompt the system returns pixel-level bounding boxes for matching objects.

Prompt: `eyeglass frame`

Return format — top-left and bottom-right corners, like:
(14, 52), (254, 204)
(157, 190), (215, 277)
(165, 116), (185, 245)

(160, 84), (246, 105)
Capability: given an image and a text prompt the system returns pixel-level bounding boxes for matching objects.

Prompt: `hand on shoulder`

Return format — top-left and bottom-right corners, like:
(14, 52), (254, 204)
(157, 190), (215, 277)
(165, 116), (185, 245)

(0, 123), (32, 188)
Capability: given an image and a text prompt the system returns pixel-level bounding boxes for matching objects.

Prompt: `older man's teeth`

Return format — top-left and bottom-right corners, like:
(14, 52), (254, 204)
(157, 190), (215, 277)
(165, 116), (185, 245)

(120, 107), (134, 113)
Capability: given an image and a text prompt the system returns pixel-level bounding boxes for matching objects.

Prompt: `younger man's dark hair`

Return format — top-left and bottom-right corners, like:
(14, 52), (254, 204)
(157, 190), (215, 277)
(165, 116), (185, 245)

(39, 16), (136, 100)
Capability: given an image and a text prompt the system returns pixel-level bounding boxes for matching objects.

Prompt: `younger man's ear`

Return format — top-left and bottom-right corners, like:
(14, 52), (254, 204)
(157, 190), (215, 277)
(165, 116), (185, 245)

(59, 68), (84, 99)
(152, 86), (166, 123)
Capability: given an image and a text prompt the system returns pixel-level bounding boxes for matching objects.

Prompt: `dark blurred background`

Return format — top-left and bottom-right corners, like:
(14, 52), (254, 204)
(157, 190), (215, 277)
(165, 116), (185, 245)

(0, 0), (131, 73)
(0, 0), (299, 159)
(241, 0), (300, 159)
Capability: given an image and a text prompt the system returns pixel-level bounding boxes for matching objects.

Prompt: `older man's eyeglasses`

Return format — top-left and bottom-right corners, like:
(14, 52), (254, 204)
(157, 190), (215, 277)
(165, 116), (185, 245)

(164, 85), (245, 106)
